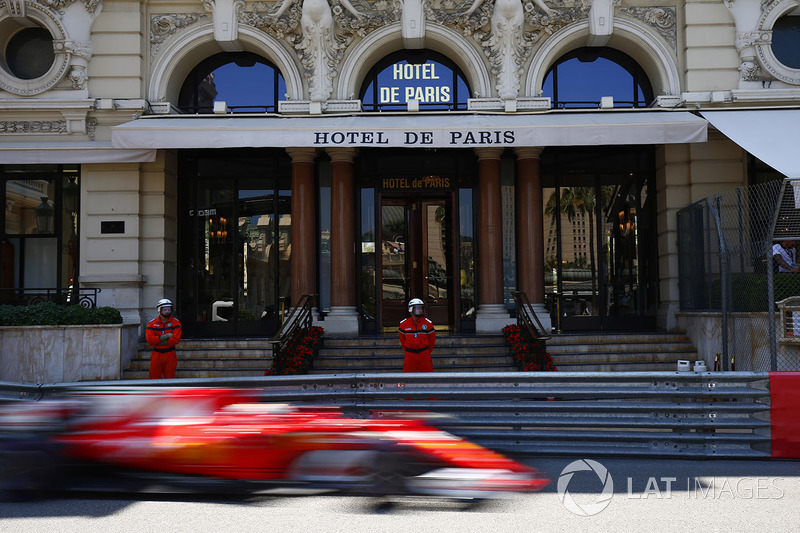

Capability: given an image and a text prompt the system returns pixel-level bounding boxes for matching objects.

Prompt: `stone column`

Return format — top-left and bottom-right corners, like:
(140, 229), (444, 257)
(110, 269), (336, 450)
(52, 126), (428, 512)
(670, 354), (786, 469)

(474, 147), (511, 333)
(286, 148), (318, 319)
(515, 147), (551, 334)
(325, 148), (359, 335)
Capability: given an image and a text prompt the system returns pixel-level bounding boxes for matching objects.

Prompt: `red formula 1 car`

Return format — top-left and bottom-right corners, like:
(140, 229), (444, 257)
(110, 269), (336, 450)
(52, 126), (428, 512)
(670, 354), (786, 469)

(0, 387), (547, 499)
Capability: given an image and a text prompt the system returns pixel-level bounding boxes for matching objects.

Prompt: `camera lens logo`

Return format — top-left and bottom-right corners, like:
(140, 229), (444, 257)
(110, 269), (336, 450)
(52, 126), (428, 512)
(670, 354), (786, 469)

(557, 459), (614, 516)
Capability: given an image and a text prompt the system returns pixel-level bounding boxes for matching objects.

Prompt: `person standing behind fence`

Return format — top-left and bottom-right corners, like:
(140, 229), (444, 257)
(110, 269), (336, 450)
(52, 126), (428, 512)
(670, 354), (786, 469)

(399, 298), (436, 372)
(773, 240), (799, 273)
(146, 298), (182, 379)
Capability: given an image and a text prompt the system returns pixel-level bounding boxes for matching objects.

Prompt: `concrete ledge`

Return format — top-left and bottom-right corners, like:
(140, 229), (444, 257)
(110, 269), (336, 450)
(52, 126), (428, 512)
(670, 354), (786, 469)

(0, 323), (138, 383)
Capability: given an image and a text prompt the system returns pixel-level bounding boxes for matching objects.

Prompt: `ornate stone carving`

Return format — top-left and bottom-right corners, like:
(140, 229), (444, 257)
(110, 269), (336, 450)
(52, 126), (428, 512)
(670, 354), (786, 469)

(86, 116), (97, 140)
(736, 30), (771, 51)
(619, 7), (676, 51)
(240, 1), (303, 39)
(35, 0), (103, 15)
(202, 0), (247, 45)
(522, 2), (590, 40)
(8, 0), (25, 17)
(0, 120), (68, 134)
(295, 0), (362, 102)
(739, 58), (764, 81)
(242, 1), (399, 39)
(69, 64), (87, 89)
(466, 0), (538, 100)
(67, 40), (93, 59)
(150, 13), (208, 57)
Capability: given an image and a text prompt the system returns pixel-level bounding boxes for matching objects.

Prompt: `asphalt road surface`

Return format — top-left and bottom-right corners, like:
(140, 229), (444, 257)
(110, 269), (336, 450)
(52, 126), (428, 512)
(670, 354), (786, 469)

(2, 457), (799, 532)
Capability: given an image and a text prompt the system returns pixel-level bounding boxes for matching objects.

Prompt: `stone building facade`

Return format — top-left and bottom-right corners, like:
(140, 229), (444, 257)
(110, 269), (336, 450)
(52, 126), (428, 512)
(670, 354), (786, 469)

(0, 0), (796, 342)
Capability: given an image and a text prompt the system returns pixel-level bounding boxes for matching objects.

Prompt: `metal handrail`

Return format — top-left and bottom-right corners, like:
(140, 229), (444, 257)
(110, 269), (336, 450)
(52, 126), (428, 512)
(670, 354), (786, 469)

(0, 287), (100, 308)
(269, 294), (316, 361)
(512, 291), (550, 340)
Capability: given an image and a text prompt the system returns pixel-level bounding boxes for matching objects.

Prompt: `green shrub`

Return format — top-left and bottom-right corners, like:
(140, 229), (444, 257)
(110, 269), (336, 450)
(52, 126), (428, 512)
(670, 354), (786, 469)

(723, 274), (800, 312)
(0, 302), (122, 326)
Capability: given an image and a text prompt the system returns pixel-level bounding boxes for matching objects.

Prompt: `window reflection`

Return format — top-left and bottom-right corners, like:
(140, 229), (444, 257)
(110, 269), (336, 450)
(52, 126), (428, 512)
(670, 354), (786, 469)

(178, 52), (286, 114)
(381, 204), (407, 301)
(360, 189), (376, 320)
(2, 169), (78, 294)
(772, 15), (800, 69)
(459, 189), (475, 319)
(542, 47), (653, 108)
(426, 204), (448, 300)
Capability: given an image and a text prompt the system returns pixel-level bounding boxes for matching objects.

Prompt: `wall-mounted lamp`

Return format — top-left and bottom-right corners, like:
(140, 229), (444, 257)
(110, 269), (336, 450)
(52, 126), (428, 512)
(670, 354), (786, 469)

(63, 176), (79, 214)
(35, 197), (54, 234)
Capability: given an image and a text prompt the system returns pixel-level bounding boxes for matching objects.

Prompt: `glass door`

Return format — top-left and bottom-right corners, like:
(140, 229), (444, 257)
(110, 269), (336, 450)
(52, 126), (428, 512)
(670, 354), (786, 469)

(379, 198), (453, 330)
(422, 200), (453, 327)
(542, 169), (657, 331)
(179, 152), (291, 337)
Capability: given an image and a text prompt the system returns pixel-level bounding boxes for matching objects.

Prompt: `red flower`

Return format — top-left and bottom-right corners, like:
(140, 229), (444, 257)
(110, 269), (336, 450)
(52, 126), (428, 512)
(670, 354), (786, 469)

(267, 326), (325, 375)
(503, 323), (556, 372)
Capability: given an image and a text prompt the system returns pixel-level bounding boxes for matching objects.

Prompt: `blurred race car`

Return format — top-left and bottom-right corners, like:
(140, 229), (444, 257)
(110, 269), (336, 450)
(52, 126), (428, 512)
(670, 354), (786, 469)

(0, 387), (547, 499)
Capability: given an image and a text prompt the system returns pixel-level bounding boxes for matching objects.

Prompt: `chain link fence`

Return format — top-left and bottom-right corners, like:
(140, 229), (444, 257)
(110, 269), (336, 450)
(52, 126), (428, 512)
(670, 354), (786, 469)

(677, 179), (800, 371)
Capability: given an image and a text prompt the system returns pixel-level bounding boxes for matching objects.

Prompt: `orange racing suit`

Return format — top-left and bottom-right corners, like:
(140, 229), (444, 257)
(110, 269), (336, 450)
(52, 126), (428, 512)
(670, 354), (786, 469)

(145, 315), (182, 379)
(398, 315), (436, 372)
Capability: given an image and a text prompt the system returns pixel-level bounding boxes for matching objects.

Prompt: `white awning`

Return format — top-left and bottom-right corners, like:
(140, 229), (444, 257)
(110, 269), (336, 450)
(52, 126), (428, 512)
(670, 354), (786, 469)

(0, 142), (157, 164)
(701, 109), (800, 178)
(111, 111), (707, 149)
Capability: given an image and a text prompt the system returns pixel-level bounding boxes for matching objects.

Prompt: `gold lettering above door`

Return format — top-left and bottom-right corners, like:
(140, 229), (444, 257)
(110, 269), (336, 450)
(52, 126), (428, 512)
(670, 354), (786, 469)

(381, 176), (451, 190)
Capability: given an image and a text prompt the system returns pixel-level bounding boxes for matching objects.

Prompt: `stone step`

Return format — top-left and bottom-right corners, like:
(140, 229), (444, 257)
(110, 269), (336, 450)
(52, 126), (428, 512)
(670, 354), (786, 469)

(549, 361), (684, 372)
(315, 345), (507, 358)
(309, 365), (517, 374)
(127, 356), (269, 370)
(548, 333), (693, 345)
(320, 334), (505, 348)
(550, 350), (693, 364)
(310, 353), (514, 370)
(122, 368), (269, 380)
(136, 349), (271, 359)
(548, 343), (696, 355)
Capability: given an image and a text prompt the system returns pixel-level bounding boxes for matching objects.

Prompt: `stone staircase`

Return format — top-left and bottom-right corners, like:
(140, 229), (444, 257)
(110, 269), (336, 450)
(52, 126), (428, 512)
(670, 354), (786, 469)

(547, 332), (699, 371)
(122, 331), (699, 379)
(310, 334), (513, 373)
(123, 339), (273, 379)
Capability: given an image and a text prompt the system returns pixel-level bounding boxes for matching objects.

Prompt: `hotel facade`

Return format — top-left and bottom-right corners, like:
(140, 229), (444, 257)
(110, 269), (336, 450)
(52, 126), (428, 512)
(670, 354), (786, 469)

(0, 0), (796, 344)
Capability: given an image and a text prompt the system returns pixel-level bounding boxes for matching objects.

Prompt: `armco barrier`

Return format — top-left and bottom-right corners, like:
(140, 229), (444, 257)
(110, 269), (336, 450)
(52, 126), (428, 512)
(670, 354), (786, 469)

(0, 372), (775, 458)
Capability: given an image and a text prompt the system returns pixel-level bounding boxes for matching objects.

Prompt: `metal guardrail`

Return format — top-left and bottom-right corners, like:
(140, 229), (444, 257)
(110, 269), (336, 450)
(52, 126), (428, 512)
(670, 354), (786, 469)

(0, 372), (771, 458)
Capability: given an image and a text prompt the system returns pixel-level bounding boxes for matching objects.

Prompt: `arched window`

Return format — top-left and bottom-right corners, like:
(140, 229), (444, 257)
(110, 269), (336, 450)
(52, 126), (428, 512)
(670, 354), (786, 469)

(360, 50), (470, 111)
(178, 52), (285, 114)
(542, 47), (654, 109)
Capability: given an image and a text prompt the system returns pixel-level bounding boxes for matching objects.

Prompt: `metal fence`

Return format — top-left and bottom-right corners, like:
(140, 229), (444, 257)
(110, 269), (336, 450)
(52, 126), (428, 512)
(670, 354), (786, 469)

(0, 372), (771, 458)
(677, 179), (800, 371)
(0, 287), (100, 308)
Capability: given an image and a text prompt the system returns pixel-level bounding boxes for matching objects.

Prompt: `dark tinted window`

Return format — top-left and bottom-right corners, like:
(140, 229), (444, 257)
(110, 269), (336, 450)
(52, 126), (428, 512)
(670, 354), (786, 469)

(178, 52), (285, 113)
(772, 16), (800, 69)
(542, 47), (653, 108)
(6, 27), (54, 80)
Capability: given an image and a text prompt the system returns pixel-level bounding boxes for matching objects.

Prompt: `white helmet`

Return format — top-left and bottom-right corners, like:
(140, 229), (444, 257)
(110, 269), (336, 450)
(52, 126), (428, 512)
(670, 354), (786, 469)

(156, 298), (173, 311)
(408, 298), (424, 313)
